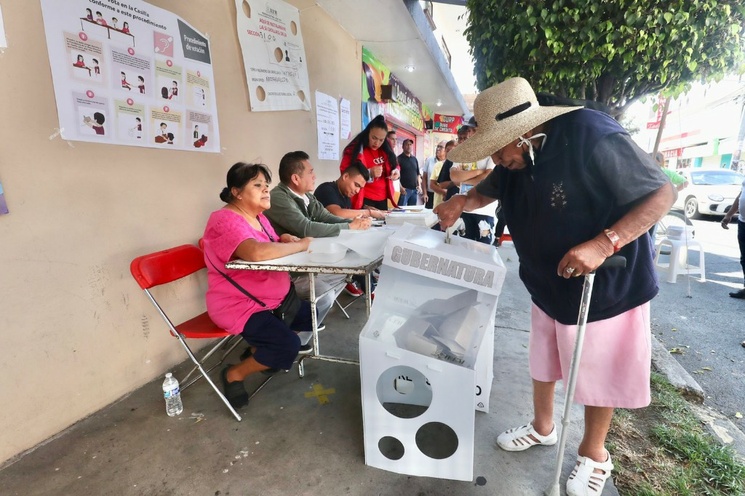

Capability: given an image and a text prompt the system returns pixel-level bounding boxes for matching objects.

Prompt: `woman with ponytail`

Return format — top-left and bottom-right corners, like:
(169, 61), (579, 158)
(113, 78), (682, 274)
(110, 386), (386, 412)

(202, 162), (315, 408)
(340, 115), (400, 210)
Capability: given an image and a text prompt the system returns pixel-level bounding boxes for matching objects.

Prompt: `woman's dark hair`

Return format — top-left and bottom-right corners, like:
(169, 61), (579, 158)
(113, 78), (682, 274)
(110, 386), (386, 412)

(343, 115), (396, 169)
(220, 162), (272, 203)
(161, 87), (169, 99)
(93, 112), (105, 125)
(92, 58), (98, 64)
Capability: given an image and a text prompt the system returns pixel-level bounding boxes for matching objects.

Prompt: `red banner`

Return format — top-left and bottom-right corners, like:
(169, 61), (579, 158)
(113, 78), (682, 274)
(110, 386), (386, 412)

(433, 114), (463, 134)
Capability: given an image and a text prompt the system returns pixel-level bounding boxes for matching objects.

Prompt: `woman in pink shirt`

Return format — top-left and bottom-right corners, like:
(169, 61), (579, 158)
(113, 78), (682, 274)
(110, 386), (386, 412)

(203, 162), (313, 408)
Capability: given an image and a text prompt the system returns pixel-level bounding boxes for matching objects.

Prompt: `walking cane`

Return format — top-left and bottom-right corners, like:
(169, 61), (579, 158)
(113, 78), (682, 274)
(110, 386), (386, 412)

(545, 255), (627, 496)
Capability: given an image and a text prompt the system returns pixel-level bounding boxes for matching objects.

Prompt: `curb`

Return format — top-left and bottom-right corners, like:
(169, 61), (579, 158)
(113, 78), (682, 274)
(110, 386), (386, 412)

(650, 335), (704, 403)
(651, 336), (745, 462)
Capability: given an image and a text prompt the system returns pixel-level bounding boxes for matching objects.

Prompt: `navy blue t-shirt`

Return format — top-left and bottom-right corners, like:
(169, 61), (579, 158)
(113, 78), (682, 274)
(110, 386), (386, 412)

(476, 109), (668, 324)
(314, 181), (351, 210)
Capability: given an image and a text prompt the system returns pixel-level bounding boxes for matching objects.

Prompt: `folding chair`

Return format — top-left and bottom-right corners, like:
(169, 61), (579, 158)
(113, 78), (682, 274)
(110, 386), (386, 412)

(131, 244), (253, 421)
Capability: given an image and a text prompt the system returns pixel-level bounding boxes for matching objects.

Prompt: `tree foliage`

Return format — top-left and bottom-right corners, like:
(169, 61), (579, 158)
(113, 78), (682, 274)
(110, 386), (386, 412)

(464, 0), (745, 118)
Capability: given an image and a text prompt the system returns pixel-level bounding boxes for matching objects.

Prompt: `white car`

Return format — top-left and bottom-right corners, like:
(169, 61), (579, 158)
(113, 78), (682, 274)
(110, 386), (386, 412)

(672, 168), (744, 218)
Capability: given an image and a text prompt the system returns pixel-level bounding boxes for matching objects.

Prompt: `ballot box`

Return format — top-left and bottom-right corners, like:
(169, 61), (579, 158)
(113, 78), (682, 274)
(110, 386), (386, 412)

(359, 224), (506, 480)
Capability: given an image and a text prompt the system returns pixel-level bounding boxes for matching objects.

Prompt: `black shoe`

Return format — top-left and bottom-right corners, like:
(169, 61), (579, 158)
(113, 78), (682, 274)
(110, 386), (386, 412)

(220, 365), (249, 408)
(298, 344), (314, 355)
(729, 289), (745, 299)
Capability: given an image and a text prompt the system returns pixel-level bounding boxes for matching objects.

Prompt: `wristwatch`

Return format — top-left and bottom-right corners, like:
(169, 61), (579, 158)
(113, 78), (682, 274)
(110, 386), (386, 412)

(603, 229), (621, 253)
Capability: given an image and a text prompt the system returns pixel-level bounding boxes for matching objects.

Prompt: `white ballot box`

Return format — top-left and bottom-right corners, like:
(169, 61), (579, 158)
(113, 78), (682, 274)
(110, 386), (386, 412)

(359, 225), (506, 480)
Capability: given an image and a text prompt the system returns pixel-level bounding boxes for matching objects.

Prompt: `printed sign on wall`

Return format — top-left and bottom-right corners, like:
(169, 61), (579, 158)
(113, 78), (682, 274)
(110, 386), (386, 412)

(40, 0), (220, 152)
(235, 0), (311, 112)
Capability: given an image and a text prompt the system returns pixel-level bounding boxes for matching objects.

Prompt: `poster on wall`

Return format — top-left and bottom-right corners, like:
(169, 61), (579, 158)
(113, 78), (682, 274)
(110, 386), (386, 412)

(340, 98), (351, 140)
(235, 0), (311, 112)
(0, 181), (9, 215)
(39, 0), (220, 152)
(0, 6), (7, 48)
(315, 91), (339, 160)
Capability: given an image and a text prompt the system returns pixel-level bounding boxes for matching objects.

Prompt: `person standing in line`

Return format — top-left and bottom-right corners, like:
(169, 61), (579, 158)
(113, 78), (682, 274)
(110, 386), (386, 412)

(430, 140), (456, 210)
(721, 178), (745, 302)
(449, 119), (498, 244)
(435, 77), (674, 496)
(386, 130), (398, 154)
(422, 142), (446, 209)
(397, 139), (422, 206)
(340, 115), (400, 210)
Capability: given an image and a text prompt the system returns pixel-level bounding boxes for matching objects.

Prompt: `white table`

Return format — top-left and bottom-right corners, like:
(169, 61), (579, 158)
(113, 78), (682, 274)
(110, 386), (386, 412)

(226, 250), (382, 376)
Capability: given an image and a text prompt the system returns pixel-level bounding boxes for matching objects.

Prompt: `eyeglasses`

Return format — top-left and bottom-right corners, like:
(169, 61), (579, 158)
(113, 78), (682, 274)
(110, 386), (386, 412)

(436, 146), (444, 150)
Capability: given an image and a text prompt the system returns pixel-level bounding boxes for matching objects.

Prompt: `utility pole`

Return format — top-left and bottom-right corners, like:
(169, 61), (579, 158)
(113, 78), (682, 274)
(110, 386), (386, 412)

(652, 97), (672, 157)
(730, 95), (745, 171)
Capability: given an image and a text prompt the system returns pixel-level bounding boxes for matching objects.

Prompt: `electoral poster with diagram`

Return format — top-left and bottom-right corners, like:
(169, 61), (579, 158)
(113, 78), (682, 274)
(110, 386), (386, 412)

(235, 0), (311, 112)
(39, 0), (220, 152)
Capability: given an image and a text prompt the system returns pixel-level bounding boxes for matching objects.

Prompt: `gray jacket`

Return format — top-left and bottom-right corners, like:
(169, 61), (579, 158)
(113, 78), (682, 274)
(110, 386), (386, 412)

(265, 182), (350, 238)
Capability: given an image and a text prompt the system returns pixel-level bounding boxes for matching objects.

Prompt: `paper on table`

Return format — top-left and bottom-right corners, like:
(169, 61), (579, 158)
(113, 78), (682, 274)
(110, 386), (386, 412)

(336, 228), (391, 258)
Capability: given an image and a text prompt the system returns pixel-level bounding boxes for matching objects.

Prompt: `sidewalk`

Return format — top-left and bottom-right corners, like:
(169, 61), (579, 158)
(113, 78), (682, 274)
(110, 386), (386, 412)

(0, 243), (617, 496)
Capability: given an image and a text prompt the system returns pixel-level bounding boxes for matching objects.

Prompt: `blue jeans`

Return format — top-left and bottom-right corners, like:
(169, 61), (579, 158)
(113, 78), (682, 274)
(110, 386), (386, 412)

(401, 187), (418, 206)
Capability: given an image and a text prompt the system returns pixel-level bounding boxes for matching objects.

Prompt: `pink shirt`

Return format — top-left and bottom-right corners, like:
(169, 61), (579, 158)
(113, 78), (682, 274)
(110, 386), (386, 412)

(203, 209), (291, 335)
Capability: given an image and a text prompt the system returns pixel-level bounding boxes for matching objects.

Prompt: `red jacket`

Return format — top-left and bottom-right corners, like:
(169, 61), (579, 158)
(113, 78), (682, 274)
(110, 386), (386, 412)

(340, 144), (398, 208)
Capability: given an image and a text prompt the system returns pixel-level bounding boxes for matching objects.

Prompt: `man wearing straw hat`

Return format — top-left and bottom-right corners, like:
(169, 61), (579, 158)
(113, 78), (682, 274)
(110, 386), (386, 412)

(436, 77), (675, 496)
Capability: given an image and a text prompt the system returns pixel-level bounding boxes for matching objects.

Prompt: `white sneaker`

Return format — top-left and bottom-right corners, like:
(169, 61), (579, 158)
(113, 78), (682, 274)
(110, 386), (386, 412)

(496, 423), (557, 452)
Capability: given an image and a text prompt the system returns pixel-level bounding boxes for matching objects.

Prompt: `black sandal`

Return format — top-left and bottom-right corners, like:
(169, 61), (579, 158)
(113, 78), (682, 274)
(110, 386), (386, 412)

(220, 365), (248, 408)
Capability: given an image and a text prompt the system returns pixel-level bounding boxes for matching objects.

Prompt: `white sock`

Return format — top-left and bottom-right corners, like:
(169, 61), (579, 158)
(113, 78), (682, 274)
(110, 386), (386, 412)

(297, 331), (312, 346)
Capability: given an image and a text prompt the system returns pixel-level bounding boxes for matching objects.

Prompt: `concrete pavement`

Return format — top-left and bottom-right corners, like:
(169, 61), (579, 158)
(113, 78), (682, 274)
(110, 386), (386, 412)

(7, 241), (710, 495)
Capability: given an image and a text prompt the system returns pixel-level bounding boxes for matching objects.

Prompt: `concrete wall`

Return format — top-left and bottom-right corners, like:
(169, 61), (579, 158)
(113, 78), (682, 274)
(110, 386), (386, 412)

(0, 0), (361, 465)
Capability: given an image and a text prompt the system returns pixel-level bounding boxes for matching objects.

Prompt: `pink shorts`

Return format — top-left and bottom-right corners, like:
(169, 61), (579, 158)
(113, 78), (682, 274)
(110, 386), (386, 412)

(529, 302), (651, 409)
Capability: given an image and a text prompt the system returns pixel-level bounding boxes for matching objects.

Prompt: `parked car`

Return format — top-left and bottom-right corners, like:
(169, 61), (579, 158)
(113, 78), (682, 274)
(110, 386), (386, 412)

(671, 168), (745, 218)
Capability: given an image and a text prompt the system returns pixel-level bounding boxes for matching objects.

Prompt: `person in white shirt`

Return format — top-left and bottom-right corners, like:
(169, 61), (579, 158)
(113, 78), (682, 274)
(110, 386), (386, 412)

(422, 142), (446, 209)
(449, 127), (497, 243)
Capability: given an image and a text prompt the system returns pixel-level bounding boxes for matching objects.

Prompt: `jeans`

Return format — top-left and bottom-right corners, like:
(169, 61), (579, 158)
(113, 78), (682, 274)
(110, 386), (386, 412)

(401, 187), (418, 206)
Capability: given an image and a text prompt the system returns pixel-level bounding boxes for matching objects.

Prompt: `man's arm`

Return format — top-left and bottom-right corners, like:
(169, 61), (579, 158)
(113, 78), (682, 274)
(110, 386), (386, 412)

(450, 167), (490, 185)
(722, 191), (741, 228)
(558, 179), (677, 277)
(265, 187), (346, 238)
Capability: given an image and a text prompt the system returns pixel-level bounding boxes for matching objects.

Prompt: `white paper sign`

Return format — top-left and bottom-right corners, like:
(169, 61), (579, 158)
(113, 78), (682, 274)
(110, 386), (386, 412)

(315, 90), (339, 160)
(235, 0), (311, 112)
(340, 98), (351, 140)
(0, 6), (7, 48)
(39, 0), (220, 152)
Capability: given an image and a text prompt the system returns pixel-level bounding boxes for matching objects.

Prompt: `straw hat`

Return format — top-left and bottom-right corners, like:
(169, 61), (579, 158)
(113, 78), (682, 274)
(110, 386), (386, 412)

(448, 77), (582, 163)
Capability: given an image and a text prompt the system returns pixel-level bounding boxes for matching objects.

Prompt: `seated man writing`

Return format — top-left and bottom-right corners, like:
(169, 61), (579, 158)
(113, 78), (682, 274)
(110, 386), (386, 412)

(265, 151), (372, 307)
(314, 161), (387, 220)
(315, 160), (384, 294)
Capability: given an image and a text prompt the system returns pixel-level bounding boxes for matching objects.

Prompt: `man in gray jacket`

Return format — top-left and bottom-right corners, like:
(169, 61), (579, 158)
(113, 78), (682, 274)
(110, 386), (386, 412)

(265, 151), (370, 236)
(265, 151), (371, 319)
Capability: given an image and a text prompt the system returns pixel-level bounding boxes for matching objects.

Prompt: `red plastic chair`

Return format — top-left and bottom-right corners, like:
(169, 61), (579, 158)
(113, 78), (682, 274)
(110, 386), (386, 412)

(130, 244), (243, 421)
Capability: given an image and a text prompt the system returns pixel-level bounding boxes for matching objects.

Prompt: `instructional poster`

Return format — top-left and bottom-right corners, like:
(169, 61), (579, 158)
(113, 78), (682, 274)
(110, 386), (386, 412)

(235, 0), (311, 112)
(39, 0), (220, 152)
(315, 91), (338, 160)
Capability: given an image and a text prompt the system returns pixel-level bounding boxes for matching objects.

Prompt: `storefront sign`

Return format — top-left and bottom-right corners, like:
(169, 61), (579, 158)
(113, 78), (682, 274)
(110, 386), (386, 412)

(362, 47), (429, 132)
(433, 114), (463, 134)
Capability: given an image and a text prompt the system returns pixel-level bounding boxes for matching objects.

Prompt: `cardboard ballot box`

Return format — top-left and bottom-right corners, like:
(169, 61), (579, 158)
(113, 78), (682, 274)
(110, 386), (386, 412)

(359, 225), (506, 480)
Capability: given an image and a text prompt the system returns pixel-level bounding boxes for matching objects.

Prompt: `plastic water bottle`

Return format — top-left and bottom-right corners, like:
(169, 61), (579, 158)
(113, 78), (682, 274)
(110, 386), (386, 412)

(162, 373), (183, 416)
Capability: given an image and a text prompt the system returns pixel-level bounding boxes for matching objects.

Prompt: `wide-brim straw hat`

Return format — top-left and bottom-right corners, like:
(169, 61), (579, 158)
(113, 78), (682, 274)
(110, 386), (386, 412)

(448, 77), (582, 163)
